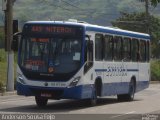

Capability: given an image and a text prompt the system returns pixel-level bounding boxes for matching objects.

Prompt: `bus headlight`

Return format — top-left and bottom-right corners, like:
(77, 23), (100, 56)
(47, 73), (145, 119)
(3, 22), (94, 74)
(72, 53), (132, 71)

(69, 76), (81, 87)
(17, 73), (26, 85)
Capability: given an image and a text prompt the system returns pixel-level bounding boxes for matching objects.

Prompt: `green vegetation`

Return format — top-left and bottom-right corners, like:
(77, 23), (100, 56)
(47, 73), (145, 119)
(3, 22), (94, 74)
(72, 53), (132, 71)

(0, 62), (7, 93)
(0, 28), (5, 91)
(0, 49), (17, 92)
(0, 49), (7, 90)
(0, 27), (4, 49)
(140, 0), (160, 7)
(151, 60), (160, 81)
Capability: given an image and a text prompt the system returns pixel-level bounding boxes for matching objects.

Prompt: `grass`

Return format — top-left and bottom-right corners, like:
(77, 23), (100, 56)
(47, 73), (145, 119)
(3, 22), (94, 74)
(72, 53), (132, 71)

(0, 49), (17, 91)
(151, 60), (160, 81)
(0, 62), (7, 92)
(0, 49), (7, 87)
(0, 62), (7, 86)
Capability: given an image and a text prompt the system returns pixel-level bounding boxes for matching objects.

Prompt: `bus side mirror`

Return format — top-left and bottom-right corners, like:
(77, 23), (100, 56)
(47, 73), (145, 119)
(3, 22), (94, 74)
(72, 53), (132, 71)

(84, 35), (93, 74)
(11, 32), (21, 52)
(88, 41), (93, 51)
(87, 41), (93, 52)
(85, 35), (93, 51)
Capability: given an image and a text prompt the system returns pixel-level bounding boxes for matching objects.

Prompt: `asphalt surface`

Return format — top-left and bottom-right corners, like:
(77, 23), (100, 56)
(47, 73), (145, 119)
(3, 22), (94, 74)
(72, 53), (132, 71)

(0, 84), (160, 120)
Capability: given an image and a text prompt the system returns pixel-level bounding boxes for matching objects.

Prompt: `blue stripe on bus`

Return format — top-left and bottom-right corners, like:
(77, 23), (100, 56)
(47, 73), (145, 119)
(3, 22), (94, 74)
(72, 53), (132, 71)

(86, 26), (150, 40)
(127, 69), (139, 72)
(95, 69), (139, 72)
(17, 80), (149, 99)
(95, 69), (107, 72)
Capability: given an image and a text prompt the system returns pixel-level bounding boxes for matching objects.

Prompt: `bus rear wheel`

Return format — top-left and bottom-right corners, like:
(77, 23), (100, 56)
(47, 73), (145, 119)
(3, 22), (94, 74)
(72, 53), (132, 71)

(35, 96), (48, 107)
(117, 79), (135, 101)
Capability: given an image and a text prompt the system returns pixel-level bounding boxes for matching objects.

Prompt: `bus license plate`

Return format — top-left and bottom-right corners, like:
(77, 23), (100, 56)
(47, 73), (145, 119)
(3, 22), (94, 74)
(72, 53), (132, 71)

(41, 93), (52, 98)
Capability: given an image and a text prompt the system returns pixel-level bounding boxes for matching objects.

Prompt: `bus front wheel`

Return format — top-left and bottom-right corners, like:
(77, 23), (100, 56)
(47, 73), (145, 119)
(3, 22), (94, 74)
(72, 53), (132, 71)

(90, 84), (97, 106)
(35, 96), (48, 107)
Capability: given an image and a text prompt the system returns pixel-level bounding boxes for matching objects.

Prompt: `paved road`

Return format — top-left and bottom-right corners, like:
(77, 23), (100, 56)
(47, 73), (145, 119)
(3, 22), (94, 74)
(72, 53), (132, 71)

(0, 84), (160, 120)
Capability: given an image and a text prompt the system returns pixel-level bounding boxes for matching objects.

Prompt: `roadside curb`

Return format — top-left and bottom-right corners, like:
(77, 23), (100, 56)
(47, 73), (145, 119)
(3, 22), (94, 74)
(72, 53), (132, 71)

(150, 81), (160, 84)
(0, 91), (17, 96)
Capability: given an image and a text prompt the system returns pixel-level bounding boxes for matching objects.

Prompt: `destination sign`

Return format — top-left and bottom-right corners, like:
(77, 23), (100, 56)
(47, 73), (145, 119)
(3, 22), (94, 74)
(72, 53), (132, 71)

(31, 26), (74, 34)
(31, 38), (49, 42)
(23, 24), (82, 36)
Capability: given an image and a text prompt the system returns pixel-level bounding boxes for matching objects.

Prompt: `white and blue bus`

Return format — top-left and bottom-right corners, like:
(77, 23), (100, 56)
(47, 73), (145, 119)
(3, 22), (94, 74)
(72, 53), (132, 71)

(14, 20), (150, 107)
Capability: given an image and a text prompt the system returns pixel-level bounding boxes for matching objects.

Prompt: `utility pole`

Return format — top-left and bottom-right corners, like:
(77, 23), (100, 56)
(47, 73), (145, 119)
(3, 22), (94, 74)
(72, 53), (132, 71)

(3, 0), (15, 91)
(145, 0), (150, 34)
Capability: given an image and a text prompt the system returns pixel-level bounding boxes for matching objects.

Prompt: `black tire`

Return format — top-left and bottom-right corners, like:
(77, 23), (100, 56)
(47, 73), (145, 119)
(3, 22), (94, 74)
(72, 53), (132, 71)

(127, 79), (135, 101)
(90, 84), (97, 106)
(117, 80), (135, 101)
(117, 94), (126, 101)
(35, 96), (48, 107)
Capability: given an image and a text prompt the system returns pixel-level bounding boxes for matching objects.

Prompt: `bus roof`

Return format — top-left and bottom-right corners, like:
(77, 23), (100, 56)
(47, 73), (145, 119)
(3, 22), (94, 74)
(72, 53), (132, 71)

(25, 21), (151, 40)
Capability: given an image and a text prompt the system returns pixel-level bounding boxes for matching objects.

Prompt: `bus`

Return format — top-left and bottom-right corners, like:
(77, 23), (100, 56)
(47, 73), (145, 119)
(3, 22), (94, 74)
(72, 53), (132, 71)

(13, 20), (150, 107)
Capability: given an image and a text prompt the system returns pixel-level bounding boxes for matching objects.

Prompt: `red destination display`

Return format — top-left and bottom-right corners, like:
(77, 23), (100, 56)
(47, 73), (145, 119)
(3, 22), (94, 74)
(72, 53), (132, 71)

(31, 26), (75, 34)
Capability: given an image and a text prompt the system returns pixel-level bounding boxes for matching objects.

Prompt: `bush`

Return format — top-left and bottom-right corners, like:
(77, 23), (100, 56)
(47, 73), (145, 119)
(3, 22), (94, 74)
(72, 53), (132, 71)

(0, 31), (5, 49)
(0, 49), (6, 62)
(151, 60), (160, 81)
(0, 81), (4, 92)
(0, 81), (3, 89)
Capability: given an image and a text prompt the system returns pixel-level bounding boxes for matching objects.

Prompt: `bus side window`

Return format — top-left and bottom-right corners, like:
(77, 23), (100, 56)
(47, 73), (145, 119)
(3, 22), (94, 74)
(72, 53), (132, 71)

(114, 36), (122, 61)
(95, 34), (103, 61)
(122, 38), (131, 61)
(84, 37), (93, 74)
(104, 35), (113, 61)
(131, 39), (139, 62)
(140, 40), (146, 62)
(146, 41), (150, 62)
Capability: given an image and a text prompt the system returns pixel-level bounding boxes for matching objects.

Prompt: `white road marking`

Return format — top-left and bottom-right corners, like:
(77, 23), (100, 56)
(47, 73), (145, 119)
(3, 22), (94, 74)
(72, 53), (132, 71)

(125, 111), (136, 114)
(110, 111), (136, 119)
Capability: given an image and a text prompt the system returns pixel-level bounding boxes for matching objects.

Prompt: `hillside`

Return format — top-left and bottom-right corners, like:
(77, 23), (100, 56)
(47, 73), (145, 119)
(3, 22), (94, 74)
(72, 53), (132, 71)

(0, 0), (160, 27)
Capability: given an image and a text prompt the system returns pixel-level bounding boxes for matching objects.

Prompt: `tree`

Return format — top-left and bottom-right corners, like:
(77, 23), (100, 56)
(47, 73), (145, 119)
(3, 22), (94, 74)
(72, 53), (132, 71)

(150, 0), (160, 6)
(139, 0), (160, 34)
(112, 12), (160, 58)
(138, 0), (160, 58)
(140, 0), (160, 7)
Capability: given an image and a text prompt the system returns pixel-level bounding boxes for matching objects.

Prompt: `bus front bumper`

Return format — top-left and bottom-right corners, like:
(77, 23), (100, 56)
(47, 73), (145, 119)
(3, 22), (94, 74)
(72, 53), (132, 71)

(16, 82), (93, 99)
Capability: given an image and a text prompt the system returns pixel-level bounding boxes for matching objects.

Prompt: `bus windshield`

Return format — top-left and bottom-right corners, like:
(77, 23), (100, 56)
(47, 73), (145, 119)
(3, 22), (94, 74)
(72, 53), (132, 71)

(19, 24), (83, 80)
